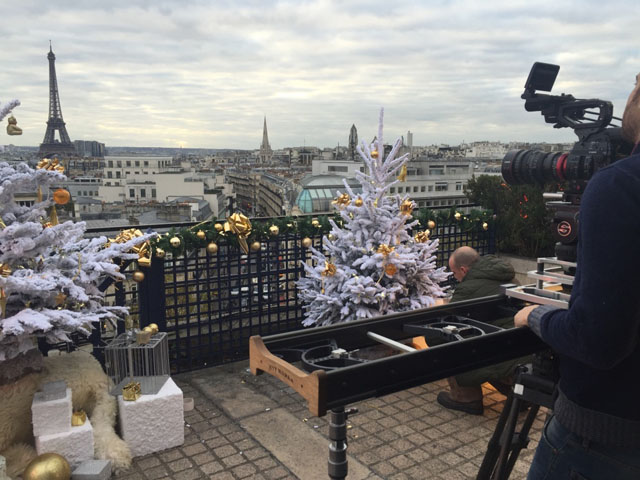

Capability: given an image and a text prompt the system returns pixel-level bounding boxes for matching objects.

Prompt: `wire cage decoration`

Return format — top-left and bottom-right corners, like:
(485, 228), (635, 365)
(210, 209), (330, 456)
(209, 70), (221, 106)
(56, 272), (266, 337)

(105, 331), (170, 397)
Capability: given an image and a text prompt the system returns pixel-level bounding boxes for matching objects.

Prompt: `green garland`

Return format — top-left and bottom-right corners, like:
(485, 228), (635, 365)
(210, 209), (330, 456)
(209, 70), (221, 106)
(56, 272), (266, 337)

(150, 208), (494, 257)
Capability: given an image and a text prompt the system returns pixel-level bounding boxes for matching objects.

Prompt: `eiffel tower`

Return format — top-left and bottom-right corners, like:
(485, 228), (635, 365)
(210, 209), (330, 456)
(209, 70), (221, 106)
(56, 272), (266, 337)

(39, 43), (76, 159)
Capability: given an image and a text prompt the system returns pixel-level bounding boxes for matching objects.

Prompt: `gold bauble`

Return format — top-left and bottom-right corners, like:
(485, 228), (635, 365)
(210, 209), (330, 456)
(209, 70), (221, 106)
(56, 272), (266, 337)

(427, 220), (436, 230)
(155, 248), (166, 259)
(250, 241), (261, 252)
(148, 323), (159, 334)
(169, 236), (181, 248)
(482, 222), (489, 231)
(196, 230), (206, 240)
(371, 150), (379, 159)
(214, 223), (223, 232)
(327, 233), (335, 241)
(132, 271), (145, 283)
(143, 326), (153, 333)
(384, 264), (398, 276)
(311, 219), (320, 228)
(206, 242), (218, 254)
(302, 237), (313, 248)
(23, 453), (71, 480)
(52, 188), (71, 205)
(269, 225), (279, 236)
(454, 212), (461, 220)
(354, 197), (363, 207)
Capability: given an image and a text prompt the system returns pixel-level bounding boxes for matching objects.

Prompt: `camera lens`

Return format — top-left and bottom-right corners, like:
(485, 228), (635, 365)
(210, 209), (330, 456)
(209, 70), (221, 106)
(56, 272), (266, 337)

(502, 149), (566, 185)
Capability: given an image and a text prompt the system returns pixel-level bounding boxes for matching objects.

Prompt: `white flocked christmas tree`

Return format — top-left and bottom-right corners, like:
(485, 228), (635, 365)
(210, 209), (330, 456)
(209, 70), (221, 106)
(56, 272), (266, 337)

(298, 109), (450, 327)
(0, 161), (154, 362)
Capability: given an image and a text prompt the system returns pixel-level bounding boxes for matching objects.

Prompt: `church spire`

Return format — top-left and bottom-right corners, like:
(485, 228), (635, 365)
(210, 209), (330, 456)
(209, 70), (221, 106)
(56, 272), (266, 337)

(259, 116), (273, 164)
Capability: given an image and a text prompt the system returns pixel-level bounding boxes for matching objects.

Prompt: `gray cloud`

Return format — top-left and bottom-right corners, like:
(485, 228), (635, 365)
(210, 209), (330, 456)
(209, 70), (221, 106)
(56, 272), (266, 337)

(1, 0), (639, 149)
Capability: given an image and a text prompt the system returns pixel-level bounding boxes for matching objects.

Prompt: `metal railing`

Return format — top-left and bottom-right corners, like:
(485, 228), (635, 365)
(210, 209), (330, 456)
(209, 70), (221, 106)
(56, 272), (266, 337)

(56, 212), (495, 373)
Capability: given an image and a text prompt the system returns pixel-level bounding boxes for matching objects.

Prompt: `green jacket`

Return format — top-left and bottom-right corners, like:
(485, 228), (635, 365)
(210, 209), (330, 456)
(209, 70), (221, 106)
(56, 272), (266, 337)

(450, 255), (515, 304)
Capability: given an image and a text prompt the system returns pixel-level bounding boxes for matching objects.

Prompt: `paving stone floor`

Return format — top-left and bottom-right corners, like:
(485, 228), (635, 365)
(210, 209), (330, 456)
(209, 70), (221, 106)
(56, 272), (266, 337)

(113, 361), (549, 480)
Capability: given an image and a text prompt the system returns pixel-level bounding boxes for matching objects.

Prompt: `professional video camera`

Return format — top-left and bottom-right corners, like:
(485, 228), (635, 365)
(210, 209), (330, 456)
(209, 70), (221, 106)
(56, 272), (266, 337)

(501, 62), (633, 261)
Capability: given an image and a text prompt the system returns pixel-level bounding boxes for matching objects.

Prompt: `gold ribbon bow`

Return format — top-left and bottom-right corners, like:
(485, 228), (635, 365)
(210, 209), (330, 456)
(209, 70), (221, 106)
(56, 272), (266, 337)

(377, 244), (395, 257)
(36, 158), (65, 174)
(224, 213), (252, 254)
(108, 228), (152, 267)
(122, 381), (141, 401)
(332, 193), (351, 208)
(414, 231), (430, 243)
(400, 199), (414, 216)
(397, 164), (407, 182)
(322, 261), (337, 277)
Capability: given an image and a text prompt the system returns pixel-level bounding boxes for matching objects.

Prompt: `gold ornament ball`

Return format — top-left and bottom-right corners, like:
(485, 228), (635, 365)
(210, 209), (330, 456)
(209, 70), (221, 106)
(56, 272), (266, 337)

(214, 223), (223, 232)
(23, 452), (71, 480)
(155, 248), (166, 259)
(327, 233), (335, 241)
(354, 197), (363, 207)
(311, 219), (320, 228)
(371, 150), (379, 158)
(148, 323), (159, 334)
(454, 212), (461, 221)
(170, 236), (181, 248)
(302, 237), (313, 248)
(250, 241), (261, 252)
(143, 326), (153, 333)
(132, 271), (145, 283)
(427, 220), (436, 229)
(196, 230), (206, 240)
(482, 222), (489, 231)
(206, 242), (218, 254)
(269, 225), (279, 236)
(52, 188), (71, 205)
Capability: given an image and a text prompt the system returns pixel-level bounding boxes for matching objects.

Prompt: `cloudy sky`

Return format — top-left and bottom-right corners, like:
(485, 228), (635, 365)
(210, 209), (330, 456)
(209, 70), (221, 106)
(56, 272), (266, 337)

(2, 0), (639, 150)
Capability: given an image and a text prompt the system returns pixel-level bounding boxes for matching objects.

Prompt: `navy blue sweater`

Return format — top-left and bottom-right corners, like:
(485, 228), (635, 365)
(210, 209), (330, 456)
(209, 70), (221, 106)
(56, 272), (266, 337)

(528, 152), (640, 446)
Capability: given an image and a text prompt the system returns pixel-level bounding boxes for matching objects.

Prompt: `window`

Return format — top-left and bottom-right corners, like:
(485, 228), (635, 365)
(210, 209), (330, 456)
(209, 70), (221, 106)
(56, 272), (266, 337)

(107, 171), (112, 178)
(144, 161), (149, 167)
(129, 189), (135, 198)
(413, 186), (418, 192)
(140, 189), (146, 198)
(428, 185), (433, 192)
(117, 161), (122, 168)
(398, 187), (403, 193)
(105, 182), (111, 186)
(435, 184), (448, 192)
(456, 183), (463, 191)
(135, 161), (140, 167)
(152, 189), (157, 198)
(421, 186), (426, 192)
(390, 187), (395, 193)
(126, 161), (131, 167)
(108, 160), (113, 168)
(328, 166), (348, 173)
(429, 166), (444, 175)
(116, 171), (121, 179)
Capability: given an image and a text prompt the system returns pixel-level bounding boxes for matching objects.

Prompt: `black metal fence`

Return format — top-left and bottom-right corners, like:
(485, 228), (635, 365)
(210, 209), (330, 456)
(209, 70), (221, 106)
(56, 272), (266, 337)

(74, 216), (495, 373)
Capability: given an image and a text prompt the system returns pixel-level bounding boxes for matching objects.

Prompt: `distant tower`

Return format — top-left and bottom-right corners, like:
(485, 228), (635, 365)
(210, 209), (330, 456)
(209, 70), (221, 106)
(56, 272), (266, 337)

(348, 124), (358, 161)
(39, 43), (76, 159)
(259, 116), (273, 164)
(407, 130), (413, 157)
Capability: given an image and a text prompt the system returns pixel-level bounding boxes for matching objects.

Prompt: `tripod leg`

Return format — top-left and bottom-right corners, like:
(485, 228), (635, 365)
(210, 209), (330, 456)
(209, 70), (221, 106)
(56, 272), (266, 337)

(477, 394), (515, 480)
(501, 404), (541, 478)
(493, 395), (524, 480)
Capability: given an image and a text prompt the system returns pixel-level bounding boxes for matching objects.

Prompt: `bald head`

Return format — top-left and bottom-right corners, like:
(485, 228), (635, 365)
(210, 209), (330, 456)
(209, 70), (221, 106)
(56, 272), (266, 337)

(449, 246), (479, 282)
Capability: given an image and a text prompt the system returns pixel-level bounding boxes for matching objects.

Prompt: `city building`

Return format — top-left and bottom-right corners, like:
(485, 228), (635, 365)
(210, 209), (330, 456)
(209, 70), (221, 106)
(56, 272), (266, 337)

(258, 117), (273, 164)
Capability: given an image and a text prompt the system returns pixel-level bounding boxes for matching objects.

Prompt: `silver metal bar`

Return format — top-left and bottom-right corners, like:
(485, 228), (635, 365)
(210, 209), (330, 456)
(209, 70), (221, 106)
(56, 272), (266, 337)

(505, 285), (569, 309)
(528, 269), (575, 286)
(366, 331), (416, 353)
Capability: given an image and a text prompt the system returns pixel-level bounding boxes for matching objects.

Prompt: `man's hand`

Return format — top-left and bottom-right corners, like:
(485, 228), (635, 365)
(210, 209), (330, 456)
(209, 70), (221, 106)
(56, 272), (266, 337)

(514, 305), (540, 328)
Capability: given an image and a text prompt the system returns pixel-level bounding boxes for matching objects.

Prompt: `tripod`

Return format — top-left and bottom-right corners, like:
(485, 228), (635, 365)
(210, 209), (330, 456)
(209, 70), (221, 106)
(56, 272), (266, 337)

(477, 359), (557, 480)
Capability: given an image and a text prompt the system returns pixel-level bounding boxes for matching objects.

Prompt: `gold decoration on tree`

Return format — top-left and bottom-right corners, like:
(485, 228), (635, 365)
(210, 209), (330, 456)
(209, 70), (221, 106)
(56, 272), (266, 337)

(250, 241), (261, 252)
(327, 233), (335, 241)
(123, 381), (142, 401)
(377, 244), (395, 257)
(214, 223), (223, 232)
(454, 212), (461, 220)
(482, 222), (489, 231)
(71, 410), (87, 426)
(23, 453), (71, 480)
(48, 205), (59, 226)
(54, 292), (67, 306)
(371, 150), (379, 158)
(332, 193), (351, 208)
(302, 237), (312, 248)
(52, 188), (70, 205)
(132, 271), (145, 283)
(36, 158), (65, 173)
(206, 242), (218, 254)
(108, 228), (152, 267)
(311, 218), (320, 228)
(143, 326), (153, 333)
(196, 230), (206, 240)
(269, 225), (279, 236)
(322, 261), (337, 277)
(354, 197), (363, 207)
(399, 199), (414, 216)
(6, 115), (22, 136)
(155, 248), (166, 259)
(384, 264), (398, 276)
(414, 231), (429, 243)
(224, 212), (252, 254)
(427, 220), (436, 229)
(169, 236), (181, 248)
(148, 323), (159, 334)
(397, 164), (407, 182)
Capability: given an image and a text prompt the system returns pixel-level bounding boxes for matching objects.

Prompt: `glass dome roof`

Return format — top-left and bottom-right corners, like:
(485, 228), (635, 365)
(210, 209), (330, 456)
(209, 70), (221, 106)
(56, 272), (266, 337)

(295, 175), (362, 213)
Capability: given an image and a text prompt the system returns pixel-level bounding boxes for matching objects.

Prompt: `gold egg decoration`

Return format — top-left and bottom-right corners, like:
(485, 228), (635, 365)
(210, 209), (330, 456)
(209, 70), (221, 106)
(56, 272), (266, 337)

(302, 237), (312, 248)
(148, 323), (159, 334)
(23, 452), (71, 480)
(354, 197), (363, 207)
(427, 220), (436, 230)
(269, 225), (279, 236)
(132, 271), (145, 283)
(482, 222), (489, 231)
(250, 241), (261, 252)
(206, 242), (218, 254)
(155, 248), (166, 259)
(454, 212), (461, 221)
(196, 230), (206, 240)
(169, 236), (181, 248)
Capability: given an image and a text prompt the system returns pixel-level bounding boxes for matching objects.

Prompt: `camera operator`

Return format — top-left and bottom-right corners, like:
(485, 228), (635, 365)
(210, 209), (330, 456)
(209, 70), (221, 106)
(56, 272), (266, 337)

(514, 75), (640, 479)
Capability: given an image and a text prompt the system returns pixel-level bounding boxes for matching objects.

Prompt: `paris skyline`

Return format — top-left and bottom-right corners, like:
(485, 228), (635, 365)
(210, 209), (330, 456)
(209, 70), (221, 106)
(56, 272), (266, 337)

(2, 0), (639, 150)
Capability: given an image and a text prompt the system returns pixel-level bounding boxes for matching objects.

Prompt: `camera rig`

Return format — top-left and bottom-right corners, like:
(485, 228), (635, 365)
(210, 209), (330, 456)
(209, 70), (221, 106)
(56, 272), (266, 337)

(502, 62), (633, 261)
